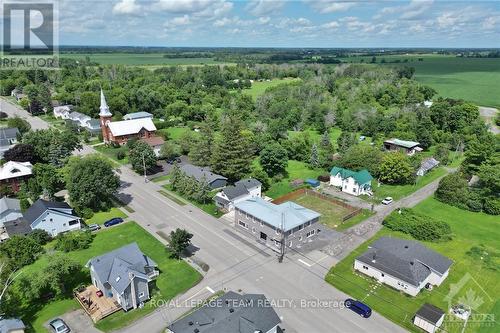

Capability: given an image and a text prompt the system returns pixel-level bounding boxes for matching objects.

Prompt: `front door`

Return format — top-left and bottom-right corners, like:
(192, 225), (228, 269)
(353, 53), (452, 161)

(260, 232), (267, 241)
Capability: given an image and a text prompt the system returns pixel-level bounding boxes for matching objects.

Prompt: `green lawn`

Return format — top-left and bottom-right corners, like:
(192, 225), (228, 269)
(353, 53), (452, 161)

(287, 128), (372, 149)
(151, 174), (171, 183)
(85, 207), (127, 225)
(244, 78), (301, 100)
(162, 185), (221, 218)
(292, 193), (351, 228)
(341, 54), (500, 107)
(326, 197), (500, 333)
(93, 144), (129, 165)
(336, 209), (375, 231)
(264, 160), (326, 199)
(371, 167), (448, 201)
(17, 222), (202, 333)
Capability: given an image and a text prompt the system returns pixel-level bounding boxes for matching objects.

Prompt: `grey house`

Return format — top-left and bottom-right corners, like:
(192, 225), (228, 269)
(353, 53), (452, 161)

(355, 237), (453, 296)
(234, 197), (321, 251)
(180, 164), (227, 189)
(0, 128), (20, 159)
(214, 178), (262, 211)
(167, 291), (282, 333)
(86, 243), (159, 311)
(0, 197), (23, 227)
(23, 199), (82, 237)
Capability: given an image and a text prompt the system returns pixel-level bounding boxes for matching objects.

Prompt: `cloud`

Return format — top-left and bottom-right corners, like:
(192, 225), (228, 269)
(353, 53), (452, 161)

(164, 15), (191, 29)
(306, 0), (359, 14)
(113, 0), (142, 15)
(378, 0), (434, 20)
(246, 0), (285, 16)
(153, 0), (232, 18)
(322, 21), (340, 29)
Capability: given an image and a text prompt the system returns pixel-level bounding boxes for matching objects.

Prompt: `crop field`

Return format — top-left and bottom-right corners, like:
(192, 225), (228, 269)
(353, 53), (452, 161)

(341, 54), (500, 107)
(60, 53), (230, 66)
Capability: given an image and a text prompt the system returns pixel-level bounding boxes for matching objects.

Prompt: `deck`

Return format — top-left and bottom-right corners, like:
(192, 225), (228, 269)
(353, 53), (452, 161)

(75, 285), (121, 322)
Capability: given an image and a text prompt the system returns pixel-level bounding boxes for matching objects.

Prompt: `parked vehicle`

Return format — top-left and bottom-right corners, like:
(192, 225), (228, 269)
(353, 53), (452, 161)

(49, 318), (70, 333)
(87, 224), (101, 232)
(104, 217), (124, 228)
(381, 197), (393, 205)
(345, 299), (372, 318)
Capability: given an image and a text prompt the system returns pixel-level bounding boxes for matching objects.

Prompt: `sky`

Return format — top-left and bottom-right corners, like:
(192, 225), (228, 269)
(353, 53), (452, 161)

(11, 0), (500, 47)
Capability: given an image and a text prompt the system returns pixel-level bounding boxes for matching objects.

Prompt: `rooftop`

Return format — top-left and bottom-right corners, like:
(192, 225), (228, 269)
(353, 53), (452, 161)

(235, 197), (320, 231)
(180, 164), (227, 184)
(0, 196), (21, 214)
(384, 138), (421, 149)
(415, 303), (445, 324)
(330, 166), (373, 185)
(0, 161), (33, 181)
(356, 236), (453, 286)
(167, 291), (281, 333)
(219, 179), (262, 201)
(107, 118), (157, 137)
(123, 112), (153, 120)
(23, 199), (74, 224)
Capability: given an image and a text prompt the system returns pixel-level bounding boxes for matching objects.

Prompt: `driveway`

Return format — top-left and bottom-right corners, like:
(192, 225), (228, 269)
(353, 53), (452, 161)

(479, 106), (499, 134)
(46, 310), (102, 333)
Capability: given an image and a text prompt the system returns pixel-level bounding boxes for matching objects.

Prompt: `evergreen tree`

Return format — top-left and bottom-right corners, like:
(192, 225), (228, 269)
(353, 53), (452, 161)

(309, 143), (319, 168)
(211, 115), (252, 181)
(189, 123), (214, 166)
(337, 131), (357, 155)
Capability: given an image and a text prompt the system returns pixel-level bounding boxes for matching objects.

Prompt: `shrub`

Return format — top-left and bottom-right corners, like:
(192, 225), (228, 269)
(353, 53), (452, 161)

(20, 198), (30, 211)
(383, 208), (452, 242)
(466, 191), (483, 212)
(81, 207), (94, 219)
(116, 150), (126, 160)
(483, 198), (500, 215)
(435, 173), (469, 209)
(28, 229), (52, 246)
(54, 230), (93, 252)
(317, 174), (330, 182)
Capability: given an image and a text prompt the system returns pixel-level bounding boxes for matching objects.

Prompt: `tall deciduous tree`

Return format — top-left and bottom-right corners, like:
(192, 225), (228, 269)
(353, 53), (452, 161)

(259, 142), (288, 177)
(167, 228), (193, 259)
(66, 155), (120, 211)
(129, 141), (157, 173)
(3, 143), (36, 163)
(23, 129), (81, 164)
(211, 115), (252, 181)
(378, 152), (414, 184)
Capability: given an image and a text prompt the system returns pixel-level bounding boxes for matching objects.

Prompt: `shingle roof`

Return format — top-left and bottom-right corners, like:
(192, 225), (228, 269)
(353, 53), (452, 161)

(234, 178), (261, 190)
(356, 236), (453, 286)
(86, 243), (157, 294)
(222, 185), (249, 200)
(235, 197), (320, 232)
(123, 112), (153, 120)
(69, 111), (91, 121)
(167, 291), (281, 333)
(0, 197), (21, 214)
(107, 118), (156, 137)
(419, 157), (440, 173)
(180, 164), (227, 184)
(23, 199), (74, 224)
(87, 119), (101, 128)
(0, 161), (32, 180)
(330, 167), (373, 185)
(415, 303), (445, 324)
(0, 318), (26, 333)
(4, 218), (31, 237)
(0, 128), (19, 142)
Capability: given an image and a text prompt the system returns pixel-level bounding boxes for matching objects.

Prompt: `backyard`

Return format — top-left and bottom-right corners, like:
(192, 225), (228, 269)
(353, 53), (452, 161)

(16, 222), (202, 333)
(326, 197), (500, 333)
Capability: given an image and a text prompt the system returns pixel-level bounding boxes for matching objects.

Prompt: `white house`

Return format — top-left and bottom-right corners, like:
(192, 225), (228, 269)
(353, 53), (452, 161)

(330, 167), (373, 196)
(53, 105), (73, 119)
(214, 178), (262, 211)
(355, 237), (452, 296)
(23, 199), (82, 236)
(68, 111), (91, 127)
(413, 303), (445, 333)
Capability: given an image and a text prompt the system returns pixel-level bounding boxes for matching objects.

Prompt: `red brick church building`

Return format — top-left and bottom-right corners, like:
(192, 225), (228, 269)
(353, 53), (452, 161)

(99, 89), (158, 145)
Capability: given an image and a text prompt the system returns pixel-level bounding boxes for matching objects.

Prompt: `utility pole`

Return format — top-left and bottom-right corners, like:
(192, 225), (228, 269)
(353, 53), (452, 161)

(278, 212), (286, 263)
(142, 153), (147, 183)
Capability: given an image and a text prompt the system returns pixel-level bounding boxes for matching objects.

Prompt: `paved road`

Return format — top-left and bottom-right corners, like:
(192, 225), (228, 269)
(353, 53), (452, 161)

(0, 98), (50, 130)
(479, 106), (499, 134)
(2, 97), (406, 333)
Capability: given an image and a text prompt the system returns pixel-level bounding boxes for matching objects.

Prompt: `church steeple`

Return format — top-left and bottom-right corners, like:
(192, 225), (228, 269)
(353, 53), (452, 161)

(99, 89), (112, 117)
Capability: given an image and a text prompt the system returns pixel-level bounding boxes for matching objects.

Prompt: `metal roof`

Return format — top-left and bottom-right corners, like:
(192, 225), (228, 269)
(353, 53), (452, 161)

(107, 118), (156, 137)
(330, 167), (373, 185)
(384, 138), (421, 149)
(235, 197), (320, 232)
(123, 112), (153, 120)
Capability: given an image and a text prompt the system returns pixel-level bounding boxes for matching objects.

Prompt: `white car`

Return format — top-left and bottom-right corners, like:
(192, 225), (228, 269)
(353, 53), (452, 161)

(381, 197), (394, 205)
(49, 319), (70, 333)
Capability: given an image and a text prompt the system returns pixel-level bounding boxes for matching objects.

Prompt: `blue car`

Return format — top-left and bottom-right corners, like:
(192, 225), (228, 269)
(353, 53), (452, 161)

(104, 217), (124, 228)
(345, 298), (372, 318)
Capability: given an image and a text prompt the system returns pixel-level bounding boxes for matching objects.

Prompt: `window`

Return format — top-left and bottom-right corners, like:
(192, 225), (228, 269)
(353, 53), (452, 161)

(362, 265), (368, 270)
(381, 273), (385, 277)
(289, 241), (292, 247)
(298, 224), (304, 231)
(69, 220), (79, 226)
(275, 228), (280, 235)
(299, 236), (303, 241)
(238, 221), (248, 229)
(274, 240), (280, 247)
(306, 229), (315, 238)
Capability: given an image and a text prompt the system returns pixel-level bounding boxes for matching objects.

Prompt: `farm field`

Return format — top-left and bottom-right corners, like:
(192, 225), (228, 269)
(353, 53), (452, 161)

(60, 53), (230, 66)
(16, 222), (202, 333)
(326, 197), (500, 333)
(244, 78), (301, 100)
(341, 54), (500, 107)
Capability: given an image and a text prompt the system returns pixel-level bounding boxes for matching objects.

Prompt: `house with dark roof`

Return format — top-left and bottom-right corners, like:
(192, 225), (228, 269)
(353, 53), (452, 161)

(0, 128), (20, 159)
(384, 138), (423, 156)
(234, 197), (321, 251)
(214, 178), (262, 211)
(23, 199), (81, 236)
(0, 197), (24, 242)
(413, 303), (445, 333)
(166, 291), (282, 333)
(330, 166), (373, 196)
(180, 164), (228, 189)
(86, 243), (159, 311)
(355, 237), (453, 296)
(0, 317), (25, 333)
(417, 157), (440, 176)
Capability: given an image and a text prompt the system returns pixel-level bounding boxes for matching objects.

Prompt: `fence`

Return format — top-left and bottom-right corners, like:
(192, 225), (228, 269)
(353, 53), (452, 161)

(272, 188), (362, 223)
